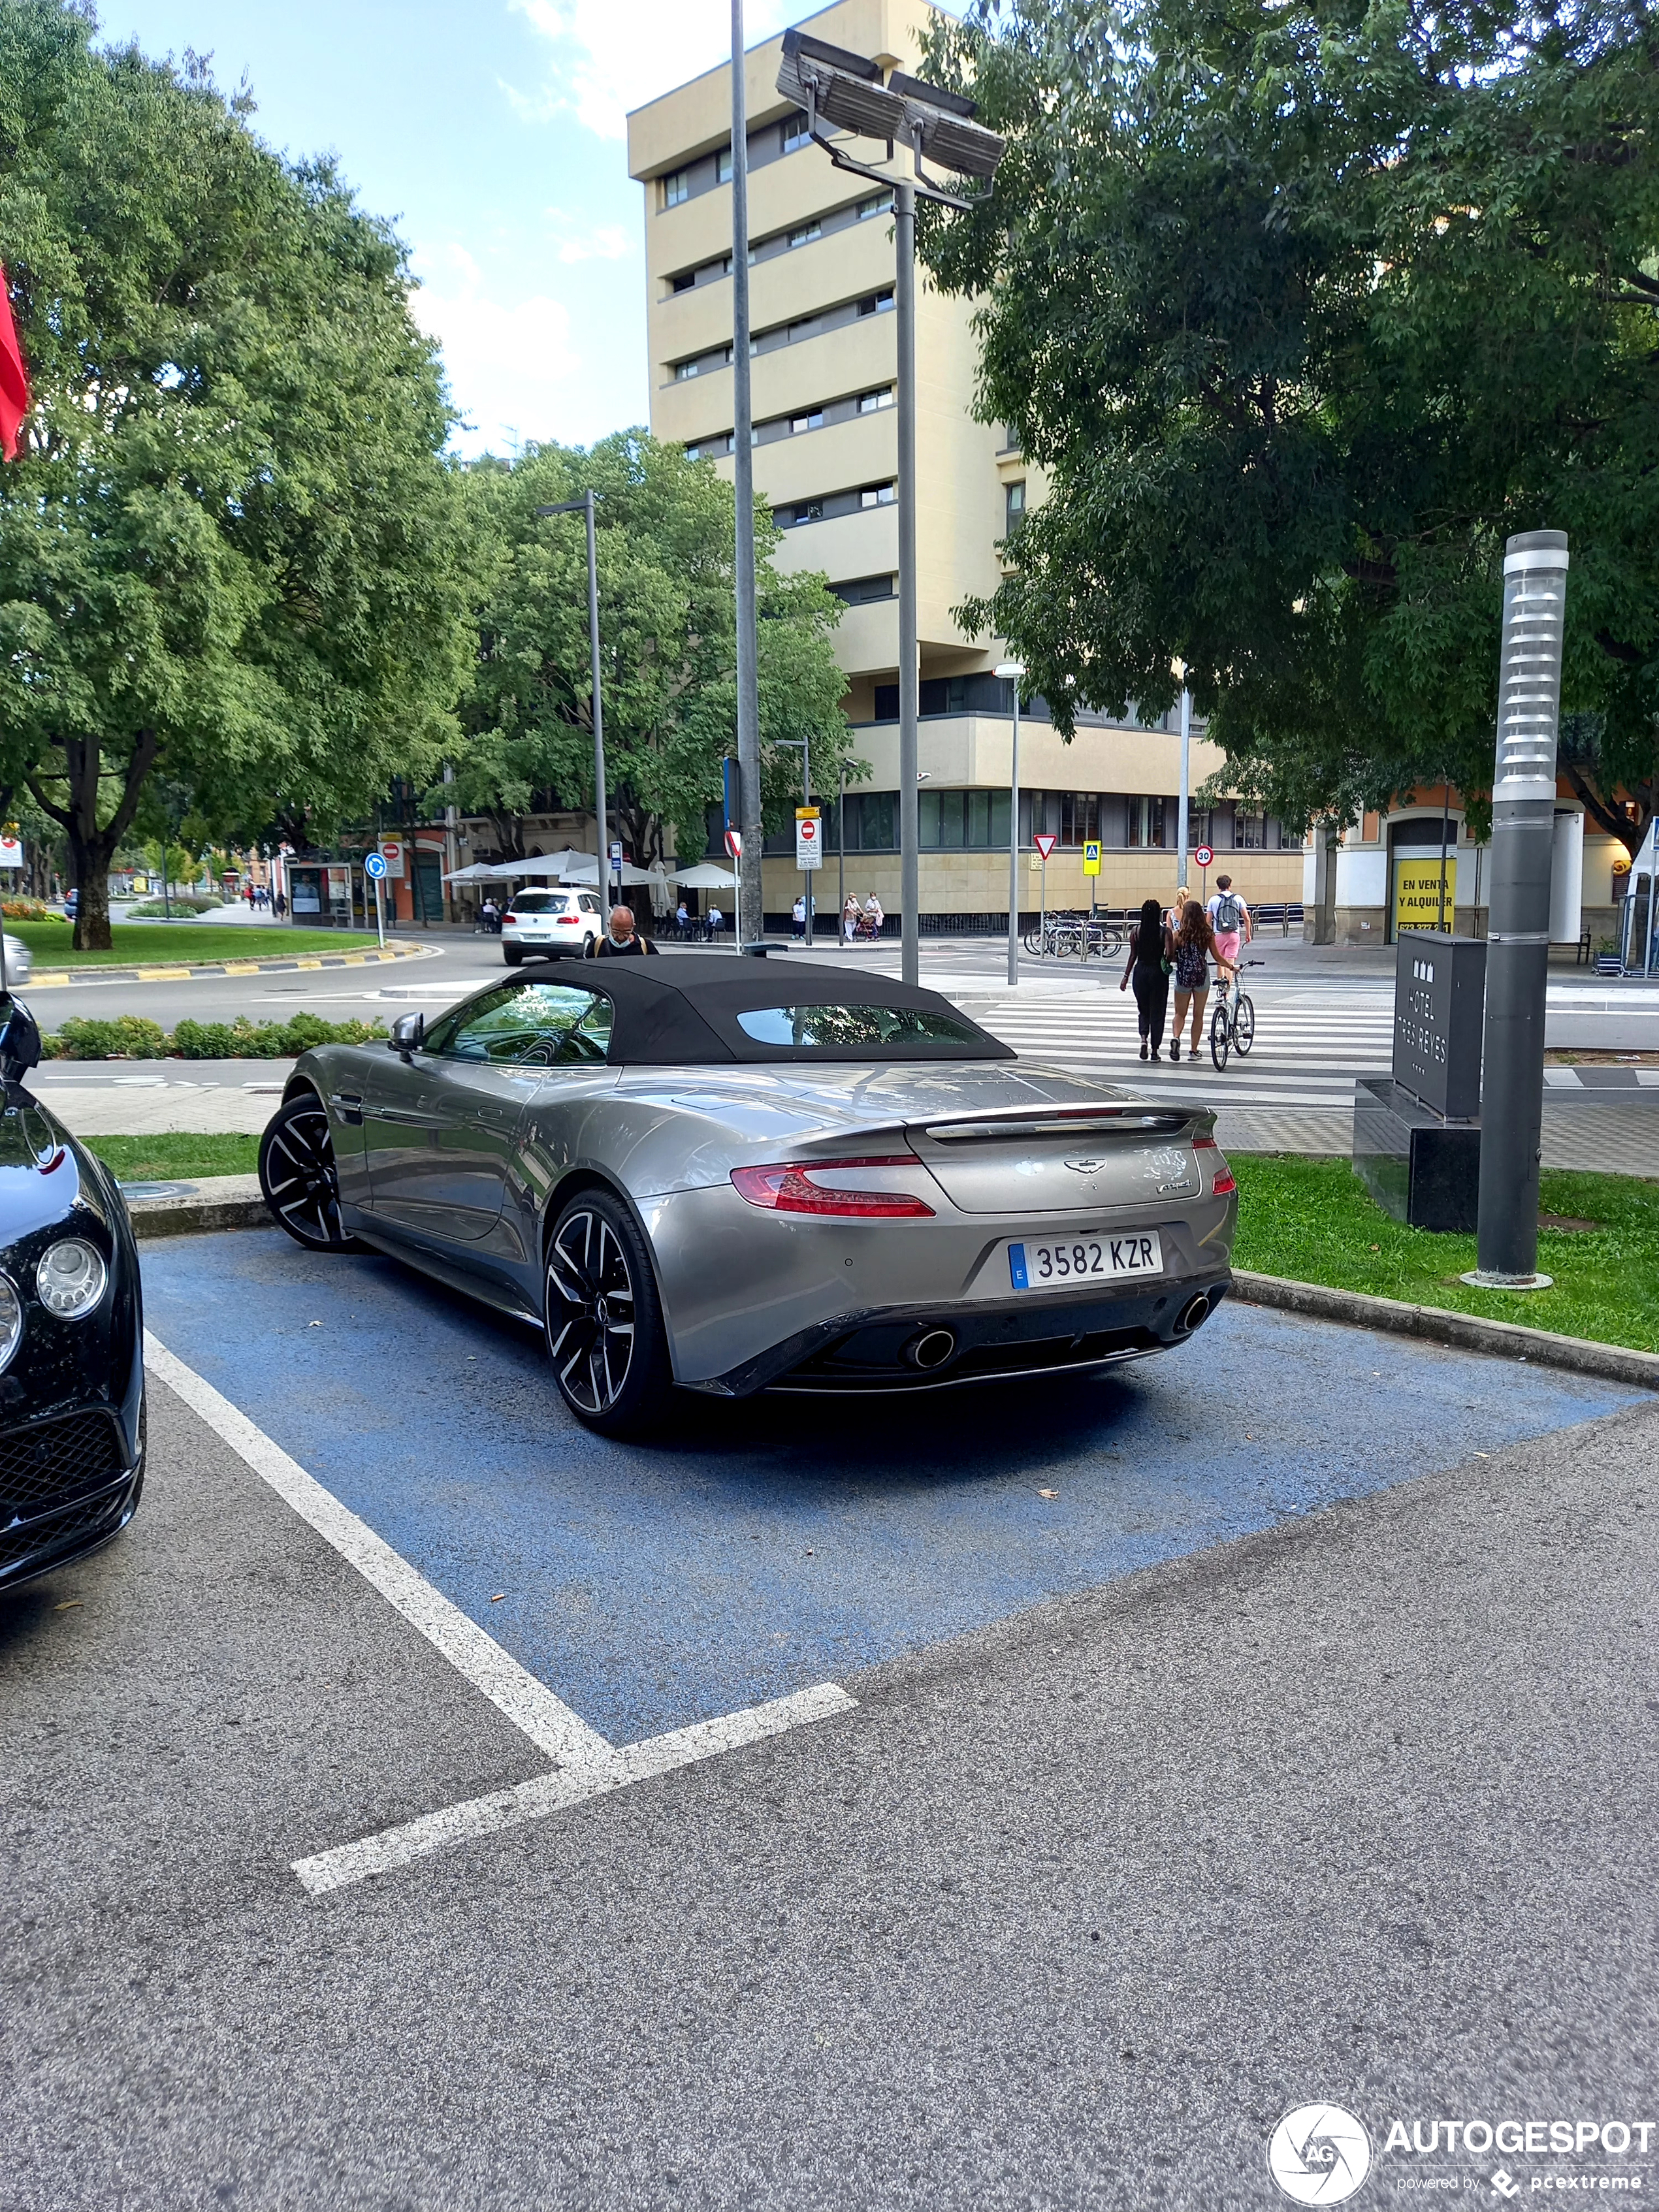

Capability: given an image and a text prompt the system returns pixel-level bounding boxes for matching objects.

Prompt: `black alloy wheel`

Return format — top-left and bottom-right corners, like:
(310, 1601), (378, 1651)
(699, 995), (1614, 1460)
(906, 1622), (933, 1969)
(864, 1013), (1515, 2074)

(259, 1093), (364, 1253)
(543, 1191), (671, 1437)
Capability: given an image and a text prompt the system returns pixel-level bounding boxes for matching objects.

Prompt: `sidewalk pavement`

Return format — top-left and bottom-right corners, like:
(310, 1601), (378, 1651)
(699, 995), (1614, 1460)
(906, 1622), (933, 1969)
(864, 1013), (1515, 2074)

(29, 1059), (1659, 1173)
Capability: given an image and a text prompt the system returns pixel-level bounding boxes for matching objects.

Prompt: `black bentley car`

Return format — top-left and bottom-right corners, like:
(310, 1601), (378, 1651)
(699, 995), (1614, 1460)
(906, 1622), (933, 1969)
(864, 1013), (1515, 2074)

(0, 998), (145, 1592)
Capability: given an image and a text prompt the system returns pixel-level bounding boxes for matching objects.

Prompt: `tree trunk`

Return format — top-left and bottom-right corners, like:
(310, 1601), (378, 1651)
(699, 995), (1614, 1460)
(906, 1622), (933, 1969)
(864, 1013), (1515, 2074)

(30, 733), (161, 953)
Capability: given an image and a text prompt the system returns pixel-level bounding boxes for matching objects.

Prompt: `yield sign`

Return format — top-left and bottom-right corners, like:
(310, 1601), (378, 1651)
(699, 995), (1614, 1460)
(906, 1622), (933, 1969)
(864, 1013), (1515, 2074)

(1033, 833), (1058, 859)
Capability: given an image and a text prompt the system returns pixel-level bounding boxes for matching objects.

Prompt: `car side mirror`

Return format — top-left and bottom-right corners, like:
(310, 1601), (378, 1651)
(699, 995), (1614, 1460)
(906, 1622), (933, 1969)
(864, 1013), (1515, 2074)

(0, 995), (42, 1091)
(389, 1012), (425, 1061)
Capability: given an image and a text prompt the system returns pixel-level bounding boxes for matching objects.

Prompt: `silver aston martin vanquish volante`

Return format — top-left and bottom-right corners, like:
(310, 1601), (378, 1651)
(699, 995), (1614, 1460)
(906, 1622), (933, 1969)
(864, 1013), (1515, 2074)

(258, 959), (1238, 1436)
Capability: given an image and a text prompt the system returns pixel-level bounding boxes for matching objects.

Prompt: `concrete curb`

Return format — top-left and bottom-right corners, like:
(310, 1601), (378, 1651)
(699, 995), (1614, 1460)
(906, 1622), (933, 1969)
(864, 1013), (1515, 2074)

(1231, 1269), (1659, 1390)
(120, 1185), (1658, 1390)
(126, 1176), (270, 1242)
(27, 941), (439, 989)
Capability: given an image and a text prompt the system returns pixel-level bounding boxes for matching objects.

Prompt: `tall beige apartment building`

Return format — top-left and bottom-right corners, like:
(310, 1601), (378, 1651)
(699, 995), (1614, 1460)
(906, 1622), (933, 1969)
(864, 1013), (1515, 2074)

(627, 0), (1302, 924)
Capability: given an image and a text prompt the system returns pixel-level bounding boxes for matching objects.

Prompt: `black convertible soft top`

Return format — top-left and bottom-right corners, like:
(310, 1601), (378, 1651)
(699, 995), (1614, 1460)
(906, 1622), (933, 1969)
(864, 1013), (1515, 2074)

(525, 956), (1015, 1066)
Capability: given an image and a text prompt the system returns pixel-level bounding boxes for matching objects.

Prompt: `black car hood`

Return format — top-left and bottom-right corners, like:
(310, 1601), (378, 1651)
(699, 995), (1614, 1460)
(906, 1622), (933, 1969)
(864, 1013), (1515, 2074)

(0, 1094), (106, 1247)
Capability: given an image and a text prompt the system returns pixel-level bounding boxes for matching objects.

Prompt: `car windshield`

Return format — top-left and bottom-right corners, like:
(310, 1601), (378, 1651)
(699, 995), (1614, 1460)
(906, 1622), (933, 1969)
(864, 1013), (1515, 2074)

(733, 1004), (984, 1049)
(511, 892), (570, 914)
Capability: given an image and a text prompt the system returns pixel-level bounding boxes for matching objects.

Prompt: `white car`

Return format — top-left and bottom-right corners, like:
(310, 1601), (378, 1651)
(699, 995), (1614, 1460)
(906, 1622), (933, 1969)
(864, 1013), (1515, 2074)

(501, 889), (604, 965)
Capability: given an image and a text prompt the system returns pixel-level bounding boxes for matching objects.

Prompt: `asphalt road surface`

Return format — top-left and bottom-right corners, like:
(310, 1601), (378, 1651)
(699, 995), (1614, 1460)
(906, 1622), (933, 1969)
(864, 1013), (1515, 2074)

(3, 1226), (1654, 2211)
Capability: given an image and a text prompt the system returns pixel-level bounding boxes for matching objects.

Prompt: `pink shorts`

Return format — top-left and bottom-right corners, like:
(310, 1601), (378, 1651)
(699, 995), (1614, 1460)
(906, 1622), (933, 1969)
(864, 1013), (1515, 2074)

(1213, 930), (1242, 967)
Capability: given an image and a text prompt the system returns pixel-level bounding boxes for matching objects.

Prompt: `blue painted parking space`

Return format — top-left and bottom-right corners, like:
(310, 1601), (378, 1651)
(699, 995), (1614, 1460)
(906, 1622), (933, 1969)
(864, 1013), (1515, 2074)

(141, 1230), (1641, 1746)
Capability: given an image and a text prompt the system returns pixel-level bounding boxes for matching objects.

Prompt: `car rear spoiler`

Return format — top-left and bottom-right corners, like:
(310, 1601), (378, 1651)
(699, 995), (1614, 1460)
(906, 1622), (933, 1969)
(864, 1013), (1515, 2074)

(918, 1103), (1214, 1144)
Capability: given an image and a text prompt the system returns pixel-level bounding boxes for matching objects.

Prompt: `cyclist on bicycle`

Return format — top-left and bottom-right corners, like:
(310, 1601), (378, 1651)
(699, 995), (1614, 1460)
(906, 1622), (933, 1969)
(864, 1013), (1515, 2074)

(1168, 898), (1237, 1062)
(1205, 874), (1251, 977)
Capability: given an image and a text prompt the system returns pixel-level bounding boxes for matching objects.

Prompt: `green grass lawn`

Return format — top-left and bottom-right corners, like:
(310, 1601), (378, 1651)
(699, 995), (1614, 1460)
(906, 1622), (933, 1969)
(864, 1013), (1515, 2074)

(12, 920), (378, 968)
(1232, 1155), (1659, 1354)
(82, 1133), (261, 1183)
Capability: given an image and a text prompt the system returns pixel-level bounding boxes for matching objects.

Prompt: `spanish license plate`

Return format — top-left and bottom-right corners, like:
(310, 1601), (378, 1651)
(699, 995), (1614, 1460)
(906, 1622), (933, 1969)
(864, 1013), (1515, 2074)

(1006, 1230), (1163, 1290)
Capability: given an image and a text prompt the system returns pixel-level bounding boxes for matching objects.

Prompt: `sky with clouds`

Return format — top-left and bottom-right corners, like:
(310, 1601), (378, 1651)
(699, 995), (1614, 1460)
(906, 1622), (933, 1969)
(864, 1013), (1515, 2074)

(99, 0), (809, 455)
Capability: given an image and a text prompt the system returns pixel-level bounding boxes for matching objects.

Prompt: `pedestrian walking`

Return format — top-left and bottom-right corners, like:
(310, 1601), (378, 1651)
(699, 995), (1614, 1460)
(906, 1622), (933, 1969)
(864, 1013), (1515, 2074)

(1119, 896), (1170, 1059)
(587, 904), (656, 957)
(480, 895), (500, 935)
(792, 895), (807, 939)
(843, 895), (859, 942)
(1205, 874), (1251, 976)
(1168, 899), (1237, 1061)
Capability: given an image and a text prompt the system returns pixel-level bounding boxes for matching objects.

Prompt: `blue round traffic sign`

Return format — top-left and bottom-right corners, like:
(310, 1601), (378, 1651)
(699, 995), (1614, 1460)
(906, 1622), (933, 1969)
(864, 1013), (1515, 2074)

(364, 853), (387, 880)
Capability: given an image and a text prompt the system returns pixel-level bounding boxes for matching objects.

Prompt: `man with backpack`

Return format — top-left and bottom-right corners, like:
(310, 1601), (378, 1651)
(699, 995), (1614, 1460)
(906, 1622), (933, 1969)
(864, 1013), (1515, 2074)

(1206, 875), (1251, 974)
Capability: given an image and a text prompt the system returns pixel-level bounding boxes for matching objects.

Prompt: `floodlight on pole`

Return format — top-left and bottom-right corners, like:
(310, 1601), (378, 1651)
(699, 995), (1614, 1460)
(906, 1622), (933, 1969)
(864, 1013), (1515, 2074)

(731, 0), (764, 955)
(995, 661), (1026, 987)
(778, 29), (1006, 989)
(536, 494), (609, 890)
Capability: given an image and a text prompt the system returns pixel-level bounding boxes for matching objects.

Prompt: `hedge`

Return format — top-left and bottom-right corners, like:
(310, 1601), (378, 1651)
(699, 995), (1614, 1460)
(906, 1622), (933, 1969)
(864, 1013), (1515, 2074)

(45, 1012), (387, 1060)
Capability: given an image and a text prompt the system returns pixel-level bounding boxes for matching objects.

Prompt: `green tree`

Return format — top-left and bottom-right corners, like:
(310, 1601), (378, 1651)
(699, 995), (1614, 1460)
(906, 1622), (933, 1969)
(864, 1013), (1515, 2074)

(453, 434), (855, 867)
(0, 4), (471, 946)
(918, 0), (1659, 848)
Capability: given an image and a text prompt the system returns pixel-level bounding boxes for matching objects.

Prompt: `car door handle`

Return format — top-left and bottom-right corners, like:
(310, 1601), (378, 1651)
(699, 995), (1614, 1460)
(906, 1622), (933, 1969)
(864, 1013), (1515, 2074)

(331, 1091), (364, 1125)
(370, 1106), (443, 1127)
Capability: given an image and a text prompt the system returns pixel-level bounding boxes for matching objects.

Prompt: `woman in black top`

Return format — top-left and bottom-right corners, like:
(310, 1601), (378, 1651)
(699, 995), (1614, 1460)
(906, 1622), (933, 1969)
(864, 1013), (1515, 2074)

(1118, 895), (1170, 1060)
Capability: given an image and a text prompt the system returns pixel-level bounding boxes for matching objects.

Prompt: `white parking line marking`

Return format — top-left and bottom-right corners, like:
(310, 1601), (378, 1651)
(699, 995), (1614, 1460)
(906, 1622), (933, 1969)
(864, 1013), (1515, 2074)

(291, 1684), (858, 1895)
(144, 1334), (620, 1778)
(144, 1335), (858, 1893)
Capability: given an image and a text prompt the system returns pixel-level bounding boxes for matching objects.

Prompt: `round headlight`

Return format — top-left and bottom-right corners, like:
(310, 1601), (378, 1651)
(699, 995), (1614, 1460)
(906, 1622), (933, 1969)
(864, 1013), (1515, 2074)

(0, 1273), (21, 1370)
(36, 1238), (108, 1319)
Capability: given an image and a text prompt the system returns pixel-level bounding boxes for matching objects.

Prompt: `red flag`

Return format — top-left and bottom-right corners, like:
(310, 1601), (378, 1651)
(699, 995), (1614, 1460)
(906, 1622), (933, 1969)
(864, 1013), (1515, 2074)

(0, 268), (29, 461)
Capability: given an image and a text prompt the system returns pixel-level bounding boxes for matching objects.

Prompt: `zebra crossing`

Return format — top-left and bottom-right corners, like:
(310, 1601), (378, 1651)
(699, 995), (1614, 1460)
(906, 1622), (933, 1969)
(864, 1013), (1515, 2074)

(956, 982), (1394, 1108)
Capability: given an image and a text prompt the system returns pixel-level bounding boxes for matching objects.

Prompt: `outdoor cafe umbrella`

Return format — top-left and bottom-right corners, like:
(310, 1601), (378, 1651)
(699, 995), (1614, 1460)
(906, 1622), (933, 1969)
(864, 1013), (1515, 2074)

(667, 862), (737, 890)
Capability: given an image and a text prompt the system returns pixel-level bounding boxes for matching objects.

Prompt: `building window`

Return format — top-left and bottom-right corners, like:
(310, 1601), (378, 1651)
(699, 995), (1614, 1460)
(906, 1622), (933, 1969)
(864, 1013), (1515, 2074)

(788, 221), (821, 248)
(921, 790), (1012, 848)
(1060, 793), (1102, 846)
(858, 388), (895, 413)
(782, 110), (810, 151)
(999, 425), (1021, 453)
(716, 148), (733, 182)
(1234, 812), (1266, 850)
(685, 434), (733, 462)
(860, 483), (896, 508)
(662, 170), (689, 208)
(832, 574), (895, 605)
(787, 315), (822, 343)
(1127, 796), (1166, 849)
(857, 290), (895, 317)
(791, 410), (824, 434)
(674, 360), (700, 381)
(790, 499), (824, 526)
(858, 191), (894, 219)
(1005, 479), (1027, 535)
(669, 271), (695, 295)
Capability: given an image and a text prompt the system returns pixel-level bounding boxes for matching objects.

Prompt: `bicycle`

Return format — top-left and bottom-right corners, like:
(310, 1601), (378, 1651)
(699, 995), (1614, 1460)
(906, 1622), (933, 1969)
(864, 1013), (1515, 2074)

(1208, 959), (1263, 1071)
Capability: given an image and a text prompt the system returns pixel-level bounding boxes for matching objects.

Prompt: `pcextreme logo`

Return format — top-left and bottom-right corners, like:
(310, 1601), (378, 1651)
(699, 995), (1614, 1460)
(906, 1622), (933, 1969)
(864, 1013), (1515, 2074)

(1266, 2107), (1655, 2202)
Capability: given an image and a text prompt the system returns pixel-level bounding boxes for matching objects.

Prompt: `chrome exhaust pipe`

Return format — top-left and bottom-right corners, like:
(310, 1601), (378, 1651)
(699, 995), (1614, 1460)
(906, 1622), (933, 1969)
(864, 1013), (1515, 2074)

(1176, 1293), (1211, 1335)
(905, 1326), (958, 1371)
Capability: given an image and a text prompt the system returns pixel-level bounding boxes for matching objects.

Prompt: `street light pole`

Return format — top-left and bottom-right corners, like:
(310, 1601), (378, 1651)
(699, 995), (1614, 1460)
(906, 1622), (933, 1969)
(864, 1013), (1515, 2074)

(895, 177), (920, 987)
(1177, 684), (1191, 886)
(1466, 528), (1570, 1291)
(535, 492), (609, 901)
(775, 30), (1005, 989)
(996, 660), (1025, 986)
(732, 0), (764, 951)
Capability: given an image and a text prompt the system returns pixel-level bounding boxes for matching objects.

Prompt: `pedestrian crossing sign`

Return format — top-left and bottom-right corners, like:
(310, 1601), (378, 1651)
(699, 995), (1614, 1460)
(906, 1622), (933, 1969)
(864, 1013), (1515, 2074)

(1082, 841), (1101, 876)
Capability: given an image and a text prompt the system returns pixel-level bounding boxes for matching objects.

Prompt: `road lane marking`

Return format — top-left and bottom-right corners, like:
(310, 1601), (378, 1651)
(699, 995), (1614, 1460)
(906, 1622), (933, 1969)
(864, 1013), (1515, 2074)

(144, 1333), (858, 1893)
(291, 1684), (857, 1895)
(143, 1332), (620, 1777)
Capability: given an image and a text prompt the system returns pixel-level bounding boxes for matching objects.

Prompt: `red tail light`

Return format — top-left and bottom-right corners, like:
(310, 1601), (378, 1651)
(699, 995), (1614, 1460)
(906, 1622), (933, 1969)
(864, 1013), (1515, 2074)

(1193, 1136), (1236, 1196)
(731, 1157), (935, 1218)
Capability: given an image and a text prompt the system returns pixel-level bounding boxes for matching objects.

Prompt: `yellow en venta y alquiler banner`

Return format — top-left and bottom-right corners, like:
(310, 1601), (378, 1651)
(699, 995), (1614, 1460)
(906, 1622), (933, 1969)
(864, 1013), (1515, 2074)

(1393, 856), (1457, 931)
